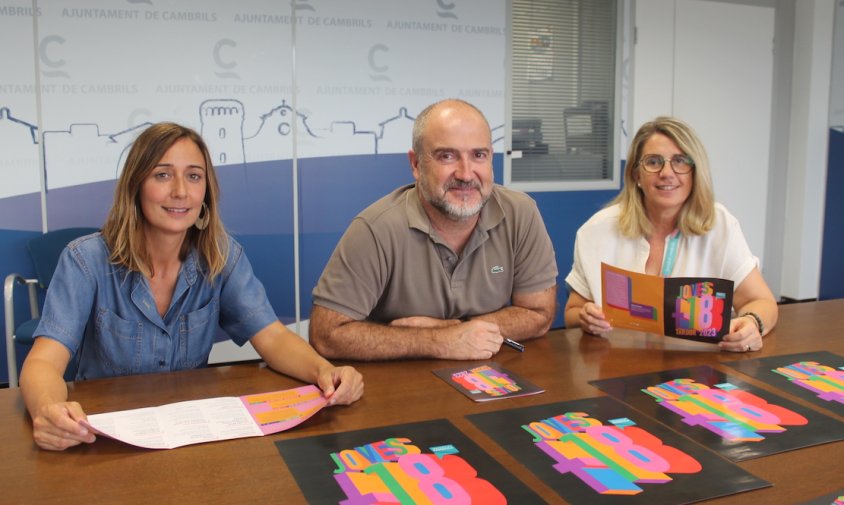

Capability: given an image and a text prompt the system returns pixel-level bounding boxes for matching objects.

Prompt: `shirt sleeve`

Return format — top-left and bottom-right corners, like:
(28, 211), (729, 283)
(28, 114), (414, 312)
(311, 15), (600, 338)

(564, 226), (595, 301)
(513, 200), (558, 294)
(218, 244), (280, 345)
(33, 245), (97, 354)
(721, 211), (759, 286)
(311, 218), (384, 320)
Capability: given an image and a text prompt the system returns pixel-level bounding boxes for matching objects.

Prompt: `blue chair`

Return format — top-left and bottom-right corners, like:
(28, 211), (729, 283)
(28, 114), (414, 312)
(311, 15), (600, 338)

(4, 227), (99, 387)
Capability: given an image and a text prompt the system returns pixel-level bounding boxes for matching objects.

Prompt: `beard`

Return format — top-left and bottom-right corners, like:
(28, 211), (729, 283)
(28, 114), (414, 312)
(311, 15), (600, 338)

(419, 178), (491, 220)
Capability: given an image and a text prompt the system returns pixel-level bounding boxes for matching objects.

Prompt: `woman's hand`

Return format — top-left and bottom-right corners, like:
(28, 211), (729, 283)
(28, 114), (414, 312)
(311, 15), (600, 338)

(20, 338), (86, 451)
(723, 268), (777, 353)
(317, 365), (364, 406)
(31, 401), (96, 451)
(719, 315), (762, 353)
(565, 291), (612, 335)
(579, 302), (613, 335)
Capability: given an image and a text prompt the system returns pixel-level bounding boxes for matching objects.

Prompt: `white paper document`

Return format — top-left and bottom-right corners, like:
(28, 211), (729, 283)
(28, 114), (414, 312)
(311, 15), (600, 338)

(83, 385), (327, 449)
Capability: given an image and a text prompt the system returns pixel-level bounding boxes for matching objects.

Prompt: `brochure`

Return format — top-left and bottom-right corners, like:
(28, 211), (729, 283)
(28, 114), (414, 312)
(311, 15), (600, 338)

(601, 262), (734, 342)
(82, 385), (327, 449)
(433, 362), (545, 401)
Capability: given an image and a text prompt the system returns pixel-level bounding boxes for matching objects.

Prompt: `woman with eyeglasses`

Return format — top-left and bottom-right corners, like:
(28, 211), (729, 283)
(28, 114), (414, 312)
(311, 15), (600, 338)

(563, 116), (777, 352)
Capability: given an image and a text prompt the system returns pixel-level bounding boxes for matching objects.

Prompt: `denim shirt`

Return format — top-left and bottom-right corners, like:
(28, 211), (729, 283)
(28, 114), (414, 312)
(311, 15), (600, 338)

(34, 233), (279, 380)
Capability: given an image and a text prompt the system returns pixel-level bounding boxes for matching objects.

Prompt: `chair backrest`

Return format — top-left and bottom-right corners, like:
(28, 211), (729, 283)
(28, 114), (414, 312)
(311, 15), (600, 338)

(28, 227), (100, 288)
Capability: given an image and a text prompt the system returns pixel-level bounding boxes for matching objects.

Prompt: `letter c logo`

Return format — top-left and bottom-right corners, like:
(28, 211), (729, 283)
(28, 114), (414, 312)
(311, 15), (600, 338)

(368, 44), (389, 73)
(214, 39), (237, 69)
(39, 35), (65, 68)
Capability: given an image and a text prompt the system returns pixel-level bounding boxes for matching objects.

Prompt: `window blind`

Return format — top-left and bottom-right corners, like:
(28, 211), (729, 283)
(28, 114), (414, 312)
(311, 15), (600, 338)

(509, 0), (618, 183)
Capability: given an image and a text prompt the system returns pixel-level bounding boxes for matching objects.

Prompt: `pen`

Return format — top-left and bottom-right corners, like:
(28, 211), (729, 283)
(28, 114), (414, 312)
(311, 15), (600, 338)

(503, 338), (525, 352)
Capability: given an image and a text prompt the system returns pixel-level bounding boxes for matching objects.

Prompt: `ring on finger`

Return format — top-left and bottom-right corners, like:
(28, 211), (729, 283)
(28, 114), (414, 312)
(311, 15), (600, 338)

(745, 344), (751, 352)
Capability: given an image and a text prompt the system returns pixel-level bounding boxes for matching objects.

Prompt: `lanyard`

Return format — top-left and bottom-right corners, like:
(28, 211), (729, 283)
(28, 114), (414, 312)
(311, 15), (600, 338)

(661, 229), (681, 277)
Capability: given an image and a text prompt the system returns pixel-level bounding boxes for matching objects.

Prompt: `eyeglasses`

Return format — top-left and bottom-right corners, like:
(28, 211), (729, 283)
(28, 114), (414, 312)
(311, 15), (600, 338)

(639, 154), (695, 174)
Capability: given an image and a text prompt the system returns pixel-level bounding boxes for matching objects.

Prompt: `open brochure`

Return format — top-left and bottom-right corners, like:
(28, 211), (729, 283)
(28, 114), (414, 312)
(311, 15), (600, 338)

(82, 385), (327, 449)
(601, 262), (734, 342)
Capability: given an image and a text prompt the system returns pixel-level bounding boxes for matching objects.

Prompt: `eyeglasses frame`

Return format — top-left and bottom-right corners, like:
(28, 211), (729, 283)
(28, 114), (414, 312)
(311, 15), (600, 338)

(638, 154), (695, 175)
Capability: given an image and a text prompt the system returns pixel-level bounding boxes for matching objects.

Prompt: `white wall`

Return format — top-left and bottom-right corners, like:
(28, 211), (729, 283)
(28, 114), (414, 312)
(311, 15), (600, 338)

(634, 0), (773, 266)
(631, 0), (674, 131)
(633, 0), (835, 300)
(780, 0), (834, 300)
(674, 0), (774, 269)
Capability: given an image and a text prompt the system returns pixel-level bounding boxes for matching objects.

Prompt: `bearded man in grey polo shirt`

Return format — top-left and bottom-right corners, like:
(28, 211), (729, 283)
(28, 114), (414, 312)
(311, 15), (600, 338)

(310, 99), (558, 360)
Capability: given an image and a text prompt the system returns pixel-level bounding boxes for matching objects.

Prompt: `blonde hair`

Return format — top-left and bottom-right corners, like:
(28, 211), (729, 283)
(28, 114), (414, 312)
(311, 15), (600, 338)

(612, 116), (715, 237)
(102, 122), (229, 279)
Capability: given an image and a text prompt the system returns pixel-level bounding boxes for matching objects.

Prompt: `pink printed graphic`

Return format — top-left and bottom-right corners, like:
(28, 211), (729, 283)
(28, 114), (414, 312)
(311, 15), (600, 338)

(772, 361), (844, 405)
(642, 379), (808, 441)
(330, 438), (505, 504)
(240, 385), (327, 435)
(605, 270), (631, 309)
(451, 365), (521, 397)
(521, 412), (701, 495)
(671, 281), (726, 337)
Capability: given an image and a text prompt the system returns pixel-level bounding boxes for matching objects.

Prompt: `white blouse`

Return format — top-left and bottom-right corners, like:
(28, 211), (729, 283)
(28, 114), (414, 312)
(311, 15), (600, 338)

(565, 203), (759, 307)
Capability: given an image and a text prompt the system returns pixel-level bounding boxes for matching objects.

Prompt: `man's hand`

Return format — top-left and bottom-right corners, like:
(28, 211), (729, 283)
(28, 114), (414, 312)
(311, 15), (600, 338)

(311, 306), (505, 360)
(435, 320), (504, 360)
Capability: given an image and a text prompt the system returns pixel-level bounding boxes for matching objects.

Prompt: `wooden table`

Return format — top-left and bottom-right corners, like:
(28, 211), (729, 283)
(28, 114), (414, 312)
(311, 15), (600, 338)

(2, 300), (843, 504)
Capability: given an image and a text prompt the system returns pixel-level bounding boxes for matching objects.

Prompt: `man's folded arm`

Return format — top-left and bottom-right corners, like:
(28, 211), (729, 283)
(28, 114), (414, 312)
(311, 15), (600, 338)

(468, 284), (558, 341)
(309, 305), (506, 361)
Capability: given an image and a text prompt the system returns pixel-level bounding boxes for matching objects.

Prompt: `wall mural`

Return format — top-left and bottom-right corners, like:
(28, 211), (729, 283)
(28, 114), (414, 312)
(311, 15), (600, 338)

(0, 0), (508, 377)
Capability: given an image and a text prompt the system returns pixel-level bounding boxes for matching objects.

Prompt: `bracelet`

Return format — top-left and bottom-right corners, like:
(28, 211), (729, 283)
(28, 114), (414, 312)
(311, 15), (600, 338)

(740, 311), (764, 336)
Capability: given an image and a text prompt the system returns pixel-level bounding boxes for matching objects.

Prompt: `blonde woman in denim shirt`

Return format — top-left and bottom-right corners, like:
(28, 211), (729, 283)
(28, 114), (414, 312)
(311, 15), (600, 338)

(20, 122), (364, 451)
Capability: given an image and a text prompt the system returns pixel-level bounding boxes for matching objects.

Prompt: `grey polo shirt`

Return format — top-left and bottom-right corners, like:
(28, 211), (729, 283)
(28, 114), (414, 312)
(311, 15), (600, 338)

(312, 183), (558, 323)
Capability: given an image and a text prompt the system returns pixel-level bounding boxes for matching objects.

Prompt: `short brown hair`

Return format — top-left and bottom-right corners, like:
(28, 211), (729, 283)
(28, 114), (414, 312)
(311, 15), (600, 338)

(612, 116), (715, 237)
(102, 122), (229, 279)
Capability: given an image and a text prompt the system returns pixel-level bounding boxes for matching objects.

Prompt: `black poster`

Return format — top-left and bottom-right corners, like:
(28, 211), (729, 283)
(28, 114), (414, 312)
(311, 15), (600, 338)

(724, 351), (844, 416)
(796, 488), (844, 505)
(275, 419), (545, 504)
(590, 365), (844, 461)
(468, 397), (768, 505)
